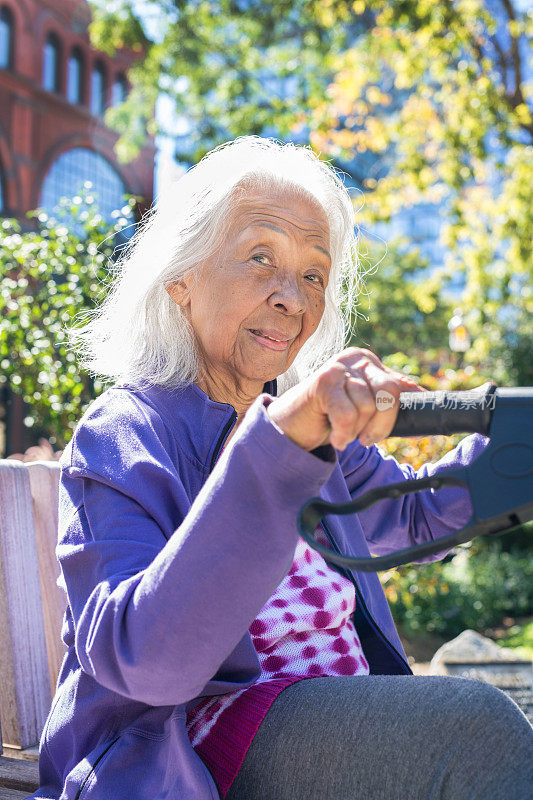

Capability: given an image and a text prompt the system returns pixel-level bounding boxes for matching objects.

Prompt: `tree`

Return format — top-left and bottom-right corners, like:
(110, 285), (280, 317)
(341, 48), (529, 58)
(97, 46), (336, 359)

(316, 0), (532, 384)
(91, 0), (532, 384)
(88, 0), (357, 163)
(0, 194), (134, 447)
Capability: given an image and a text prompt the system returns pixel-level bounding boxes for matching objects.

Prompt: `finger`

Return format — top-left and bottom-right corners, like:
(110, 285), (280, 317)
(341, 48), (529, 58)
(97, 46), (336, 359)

(354, 361), (402, 445)
(339, 375), (377, 445)
(336, 347), (384, 373)
(394, 375), (427, 392)
(365, 363), (427, 393)
(368, 365), (428, 396)
(338, 348), (427, 393)
(387, 371), (427, 389)
(323, 375), (374, 450)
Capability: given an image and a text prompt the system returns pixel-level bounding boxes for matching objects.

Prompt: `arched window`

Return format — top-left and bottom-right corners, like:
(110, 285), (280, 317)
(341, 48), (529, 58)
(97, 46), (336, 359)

(0, 6), (14, 70)
(90, 61), (107, 116)
(67, 47), (84, 104)
(111, 73), (128, 106)
(39, 147), (130, 227)
(42, 32), (61, 92)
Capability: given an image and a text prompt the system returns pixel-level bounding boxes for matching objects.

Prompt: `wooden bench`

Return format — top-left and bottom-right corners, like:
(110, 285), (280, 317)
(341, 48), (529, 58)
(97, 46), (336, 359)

(0, 757), (40, 798)
(0, 460), (65, 796)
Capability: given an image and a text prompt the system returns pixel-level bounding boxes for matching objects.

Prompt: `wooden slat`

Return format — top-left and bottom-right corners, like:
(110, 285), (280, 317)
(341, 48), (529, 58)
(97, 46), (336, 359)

(0, 788), (34, 799)
(0, 746), (39, 763)
(0, 756), (39, 792)
(0, 461), (51, 749)
(27, 462), (66, 693)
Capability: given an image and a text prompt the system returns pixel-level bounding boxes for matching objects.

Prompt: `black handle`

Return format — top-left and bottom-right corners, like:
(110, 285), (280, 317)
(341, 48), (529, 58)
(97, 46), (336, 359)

(389, 381), (497, 438)
(298, 384), (533, 572)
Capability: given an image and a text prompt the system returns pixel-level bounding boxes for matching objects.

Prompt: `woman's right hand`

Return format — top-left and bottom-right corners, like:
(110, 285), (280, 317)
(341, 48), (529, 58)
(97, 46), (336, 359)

(267, 347), (426, 452)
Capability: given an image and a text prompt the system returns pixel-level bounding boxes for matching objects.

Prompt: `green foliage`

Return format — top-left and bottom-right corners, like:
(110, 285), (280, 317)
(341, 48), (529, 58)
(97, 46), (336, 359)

(497, 619), (533, 659)
(321, 1), (533, 390)
(383, 537), (533, 639)
(348, 237), (453, 358)
(0, 194), (133, 447)
(88, 0), (352, 162)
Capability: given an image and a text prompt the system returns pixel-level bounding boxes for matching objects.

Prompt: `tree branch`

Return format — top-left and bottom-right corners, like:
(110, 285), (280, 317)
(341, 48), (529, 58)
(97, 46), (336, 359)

(499, 0), (523, 102)
(473, 1), (532, 140)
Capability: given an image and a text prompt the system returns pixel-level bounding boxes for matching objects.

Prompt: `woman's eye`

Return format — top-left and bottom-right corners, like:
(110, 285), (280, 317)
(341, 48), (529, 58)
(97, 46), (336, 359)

(250, 255), (324, 285)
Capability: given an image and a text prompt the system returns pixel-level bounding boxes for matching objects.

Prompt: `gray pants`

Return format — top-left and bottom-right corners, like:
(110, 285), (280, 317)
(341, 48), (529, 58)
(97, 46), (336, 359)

(225, 675), (533, 800)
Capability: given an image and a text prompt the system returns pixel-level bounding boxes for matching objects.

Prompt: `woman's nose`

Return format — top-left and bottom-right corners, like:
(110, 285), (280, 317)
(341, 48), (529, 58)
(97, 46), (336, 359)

(268, 277), (305, 315)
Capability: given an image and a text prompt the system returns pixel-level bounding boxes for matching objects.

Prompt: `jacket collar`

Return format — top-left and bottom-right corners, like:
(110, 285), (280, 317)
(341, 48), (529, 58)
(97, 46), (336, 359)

(131, 379), (277, 472)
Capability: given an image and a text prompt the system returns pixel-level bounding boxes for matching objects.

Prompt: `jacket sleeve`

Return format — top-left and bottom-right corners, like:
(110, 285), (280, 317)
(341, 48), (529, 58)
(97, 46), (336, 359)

(57, 392), (336, 707)
(338, 433), (490, 562)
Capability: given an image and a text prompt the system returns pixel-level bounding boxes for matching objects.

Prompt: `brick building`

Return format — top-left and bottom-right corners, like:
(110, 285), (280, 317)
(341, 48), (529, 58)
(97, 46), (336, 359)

(0, 0), (156, 455)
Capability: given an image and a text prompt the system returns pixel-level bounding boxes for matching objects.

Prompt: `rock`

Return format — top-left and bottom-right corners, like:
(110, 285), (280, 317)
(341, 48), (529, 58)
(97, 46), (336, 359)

(430, 629), (524, 672)
(429, 630), (533, 724)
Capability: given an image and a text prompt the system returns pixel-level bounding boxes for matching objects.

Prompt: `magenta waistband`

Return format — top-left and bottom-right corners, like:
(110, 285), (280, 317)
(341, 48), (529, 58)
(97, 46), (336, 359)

(191, 675), (317, 798)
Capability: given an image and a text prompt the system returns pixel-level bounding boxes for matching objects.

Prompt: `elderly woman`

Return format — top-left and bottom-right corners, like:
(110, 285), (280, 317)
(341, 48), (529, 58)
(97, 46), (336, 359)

(31, 137), (532, 800)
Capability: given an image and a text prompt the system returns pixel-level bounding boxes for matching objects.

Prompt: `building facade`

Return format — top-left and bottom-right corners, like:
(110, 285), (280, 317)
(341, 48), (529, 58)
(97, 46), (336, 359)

(0, 0), (156, 455)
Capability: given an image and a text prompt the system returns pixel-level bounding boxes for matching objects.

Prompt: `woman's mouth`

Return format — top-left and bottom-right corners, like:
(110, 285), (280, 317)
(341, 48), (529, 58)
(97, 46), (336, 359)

(248, 329), (290, 351)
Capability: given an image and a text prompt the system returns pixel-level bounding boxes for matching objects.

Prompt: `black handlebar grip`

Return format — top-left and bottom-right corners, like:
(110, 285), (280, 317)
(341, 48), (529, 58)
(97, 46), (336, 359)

(389, 381), (497, 438)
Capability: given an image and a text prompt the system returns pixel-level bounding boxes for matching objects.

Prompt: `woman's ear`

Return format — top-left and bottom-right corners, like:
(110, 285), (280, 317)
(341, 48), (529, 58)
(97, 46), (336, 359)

(165, 279), (190, 307)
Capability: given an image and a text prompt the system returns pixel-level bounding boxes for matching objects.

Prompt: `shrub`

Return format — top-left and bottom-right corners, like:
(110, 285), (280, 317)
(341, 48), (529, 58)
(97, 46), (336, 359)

(382, 538), (533, 639)
(0, 193), (135, 447)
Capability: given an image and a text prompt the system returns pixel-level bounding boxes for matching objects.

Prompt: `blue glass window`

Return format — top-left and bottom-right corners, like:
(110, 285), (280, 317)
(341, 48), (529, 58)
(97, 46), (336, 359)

(0, 6), (14, 70)
(39, 147), (130, 228)
(67, 47), (84, 104)
(111, 73), (128, 106)
(90, 61), (106, 116)
(42, 33), (61, 92)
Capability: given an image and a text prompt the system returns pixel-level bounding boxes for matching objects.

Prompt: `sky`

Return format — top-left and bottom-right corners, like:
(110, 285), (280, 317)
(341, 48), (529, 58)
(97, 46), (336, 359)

(127, 1), (190, 197)
(153, 96), (189, 199)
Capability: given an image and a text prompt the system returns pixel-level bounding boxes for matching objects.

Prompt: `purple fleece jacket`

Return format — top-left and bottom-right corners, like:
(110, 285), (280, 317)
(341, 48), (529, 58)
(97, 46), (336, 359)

(28, 379), (489, 800)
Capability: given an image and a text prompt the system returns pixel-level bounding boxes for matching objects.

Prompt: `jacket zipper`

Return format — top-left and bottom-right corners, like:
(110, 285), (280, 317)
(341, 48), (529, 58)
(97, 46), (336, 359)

(208, 380), (275, 473)
(74, 736), (120, 800)
(320, 518), (412, 674)
(209, 411), (238, 473)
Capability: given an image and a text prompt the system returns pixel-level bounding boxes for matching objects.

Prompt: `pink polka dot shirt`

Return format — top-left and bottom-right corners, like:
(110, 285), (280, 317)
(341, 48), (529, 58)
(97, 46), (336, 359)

(186, 527), (369, 797)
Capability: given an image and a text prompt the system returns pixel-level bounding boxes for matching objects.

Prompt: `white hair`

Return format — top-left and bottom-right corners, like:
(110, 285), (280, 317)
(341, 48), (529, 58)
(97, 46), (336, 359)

(70, 135), (361, 394)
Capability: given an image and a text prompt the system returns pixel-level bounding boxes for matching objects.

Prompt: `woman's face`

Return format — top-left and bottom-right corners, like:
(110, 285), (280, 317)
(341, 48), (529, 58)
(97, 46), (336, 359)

(167, 187), (332, 398)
